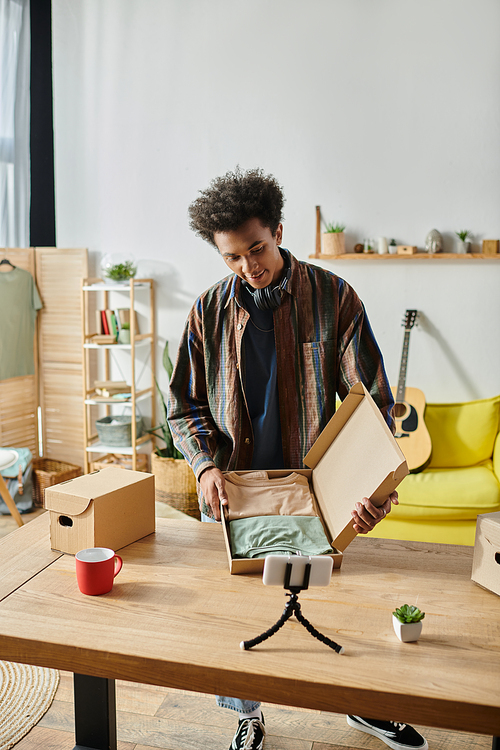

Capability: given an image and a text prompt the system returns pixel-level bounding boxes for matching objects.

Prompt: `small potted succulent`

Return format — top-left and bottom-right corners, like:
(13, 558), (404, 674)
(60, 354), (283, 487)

(322, 222), (346, 256)
(392, 604), (425, 642)
(118, 322), (131, 345)
(455, 230), (472, 254)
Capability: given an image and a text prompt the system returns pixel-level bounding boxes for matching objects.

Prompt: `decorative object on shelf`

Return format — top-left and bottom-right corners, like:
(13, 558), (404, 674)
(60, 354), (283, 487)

(363, 238), (375, 254)
(377, 237), (388, 255)
(397, 245), (418, 255)
(482, 239), (499, 256)
(425, 229), (443, 254)
(95, 415), (144, 447)
(149, 341), (199, 519)
(322, 222), (346, 256)
(354, 243), (364, 254)
(455, 230), (472, 254)
(100, 253), (137, 282)
(117, 322), (131, 345)
(388, 239), (397, 255)
(392, 604), (425, 642)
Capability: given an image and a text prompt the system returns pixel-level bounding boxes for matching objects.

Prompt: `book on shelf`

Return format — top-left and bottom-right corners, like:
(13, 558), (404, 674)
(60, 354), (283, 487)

(95, 310), (121, 337)
(91, 334), (116, 344)
(91, 392), (132, 401)
(105, 310), (118, 338)
(94, 380), (129, 390)
(95, 386), (131, 398)
(100, 310), (110, 335)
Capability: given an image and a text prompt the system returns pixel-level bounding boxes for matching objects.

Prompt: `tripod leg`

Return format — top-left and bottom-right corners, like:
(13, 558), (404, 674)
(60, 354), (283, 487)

(240, 604), (295, 650)
(293, 604), (344, 654)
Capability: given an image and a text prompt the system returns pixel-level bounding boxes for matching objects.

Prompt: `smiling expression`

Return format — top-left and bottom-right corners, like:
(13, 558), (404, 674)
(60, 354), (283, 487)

(214, 217), (284, 289)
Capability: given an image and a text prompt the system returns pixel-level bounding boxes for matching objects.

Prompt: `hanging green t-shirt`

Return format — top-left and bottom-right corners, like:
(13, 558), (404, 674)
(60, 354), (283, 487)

(0, 268), (43, 381)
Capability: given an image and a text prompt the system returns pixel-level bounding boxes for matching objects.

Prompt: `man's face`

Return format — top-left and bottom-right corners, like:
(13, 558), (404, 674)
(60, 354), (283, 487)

(214, 217), (284, 289)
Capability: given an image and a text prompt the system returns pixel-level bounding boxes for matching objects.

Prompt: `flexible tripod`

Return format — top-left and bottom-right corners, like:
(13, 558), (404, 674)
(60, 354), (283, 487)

(240, 560), (344, 654)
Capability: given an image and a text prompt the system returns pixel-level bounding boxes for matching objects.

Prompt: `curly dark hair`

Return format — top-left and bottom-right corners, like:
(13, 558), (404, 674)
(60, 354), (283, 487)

(188, 167), (285, 247)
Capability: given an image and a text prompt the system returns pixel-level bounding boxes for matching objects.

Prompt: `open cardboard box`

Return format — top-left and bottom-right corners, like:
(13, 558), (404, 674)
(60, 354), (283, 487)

(45, 466), (155, 554)
(222, 382), (409, 574)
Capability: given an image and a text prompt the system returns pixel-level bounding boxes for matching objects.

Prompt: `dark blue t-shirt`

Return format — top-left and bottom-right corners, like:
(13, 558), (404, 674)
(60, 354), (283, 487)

(241, 285), (284, 470)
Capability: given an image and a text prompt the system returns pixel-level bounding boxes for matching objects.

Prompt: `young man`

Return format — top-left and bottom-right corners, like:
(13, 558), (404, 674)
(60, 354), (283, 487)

(168, 168), (428, 750)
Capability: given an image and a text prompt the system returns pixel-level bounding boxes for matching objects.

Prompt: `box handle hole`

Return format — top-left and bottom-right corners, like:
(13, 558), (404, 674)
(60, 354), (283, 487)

(58, 515), (73, 527)
(495, 552), (500, 565)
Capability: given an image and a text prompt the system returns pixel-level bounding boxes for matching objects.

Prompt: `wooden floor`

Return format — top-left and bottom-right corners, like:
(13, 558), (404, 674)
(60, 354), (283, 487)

(1, 507), (493, 750)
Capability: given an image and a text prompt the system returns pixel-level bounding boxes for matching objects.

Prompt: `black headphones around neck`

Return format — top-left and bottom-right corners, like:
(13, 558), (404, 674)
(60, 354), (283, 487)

(243, 249), (292, 311)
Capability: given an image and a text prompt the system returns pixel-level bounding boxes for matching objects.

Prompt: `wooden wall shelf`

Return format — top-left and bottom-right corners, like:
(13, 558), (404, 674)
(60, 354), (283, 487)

(309, 253), (500, 261)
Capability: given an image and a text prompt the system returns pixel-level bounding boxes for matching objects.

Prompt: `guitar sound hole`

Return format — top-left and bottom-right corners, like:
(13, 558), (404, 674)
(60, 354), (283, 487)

(393, 402), (408, 419)
(495, 553), (500, 565)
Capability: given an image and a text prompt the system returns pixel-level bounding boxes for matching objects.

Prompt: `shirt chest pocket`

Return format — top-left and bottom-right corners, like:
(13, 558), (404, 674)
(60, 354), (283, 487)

(301, 340), (338, 430)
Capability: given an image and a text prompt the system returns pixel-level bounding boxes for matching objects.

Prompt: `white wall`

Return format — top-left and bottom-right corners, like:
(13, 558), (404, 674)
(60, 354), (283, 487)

(52, 0), (500, 403)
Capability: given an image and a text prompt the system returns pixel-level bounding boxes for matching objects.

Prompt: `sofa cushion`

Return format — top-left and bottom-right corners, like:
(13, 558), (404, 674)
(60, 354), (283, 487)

(426, 395), (500, 468)
(394, 463), (500, 520)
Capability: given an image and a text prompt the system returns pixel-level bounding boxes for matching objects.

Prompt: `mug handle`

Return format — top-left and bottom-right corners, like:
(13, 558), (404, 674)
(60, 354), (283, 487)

(113, 555), (123, 577)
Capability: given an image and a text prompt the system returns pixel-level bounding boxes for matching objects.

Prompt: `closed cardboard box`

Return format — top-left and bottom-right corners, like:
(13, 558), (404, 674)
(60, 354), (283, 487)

(222, 383), (409, 574)
(45, 467), (155, 554)
(472, 511), (500, 596)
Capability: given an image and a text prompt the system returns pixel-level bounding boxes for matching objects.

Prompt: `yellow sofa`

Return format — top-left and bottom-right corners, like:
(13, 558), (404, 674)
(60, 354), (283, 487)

(370, 394), (500, 546)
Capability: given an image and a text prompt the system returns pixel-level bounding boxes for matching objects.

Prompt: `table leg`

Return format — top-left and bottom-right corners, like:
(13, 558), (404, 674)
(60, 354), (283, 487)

(73, 673), (117, 750)
(492, 737), (499, 750)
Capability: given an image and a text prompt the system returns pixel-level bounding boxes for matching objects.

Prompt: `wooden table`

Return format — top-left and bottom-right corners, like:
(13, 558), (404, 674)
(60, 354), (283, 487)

(0, 515), (499, 750)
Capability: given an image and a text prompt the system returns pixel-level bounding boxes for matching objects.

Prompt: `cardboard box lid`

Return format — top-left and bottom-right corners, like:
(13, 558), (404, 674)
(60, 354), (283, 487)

(304, 382), (408, 552)
(44, 467), (153, 516)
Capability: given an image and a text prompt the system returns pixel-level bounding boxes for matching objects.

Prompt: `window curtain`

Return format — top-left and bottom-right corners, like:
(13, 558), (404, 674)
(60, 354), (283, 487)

(0, 0), (30, 247)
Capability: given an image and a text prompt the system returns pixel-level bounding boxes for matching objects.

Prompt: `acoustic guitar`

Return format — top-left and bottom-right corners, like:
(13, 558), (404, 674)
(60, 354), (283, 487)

(391, 310), (432, 472)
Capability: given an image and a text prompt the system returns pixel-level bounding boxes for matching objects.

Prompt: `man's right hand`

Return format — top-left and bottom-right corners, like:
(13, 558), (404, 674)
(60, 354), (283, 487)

(199, 467), (228, 521)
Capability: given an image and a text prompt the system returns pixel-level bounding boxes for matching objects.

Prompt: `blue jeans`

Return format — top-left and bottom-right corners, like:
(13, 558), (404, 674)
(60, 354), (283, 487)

(202, 512), (261, 714)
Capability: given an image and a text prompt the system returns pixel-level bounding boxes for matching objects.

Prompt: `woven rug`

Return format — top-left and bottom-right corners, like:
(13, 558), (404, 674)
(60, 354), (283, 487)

(0, 661), (59, 750)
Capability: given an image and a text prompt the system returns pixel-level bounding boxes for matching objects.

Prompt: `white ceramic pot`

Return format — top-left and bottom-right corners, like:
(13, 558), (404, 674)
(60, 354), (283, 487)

(456, 239), (470, 254)
(392, 615), (422, 643)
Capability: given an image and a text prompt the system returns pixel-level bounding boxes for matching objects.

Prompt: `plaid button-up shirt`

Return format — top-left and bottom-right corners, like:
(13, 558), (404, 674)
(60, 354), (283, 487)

(168, 251), (394, 514)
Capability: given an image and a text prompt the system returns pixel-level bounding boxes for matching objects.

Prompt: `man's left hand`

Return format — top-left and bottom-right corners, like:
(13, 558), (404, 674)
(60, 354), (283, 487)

(351, 491), (399, 534)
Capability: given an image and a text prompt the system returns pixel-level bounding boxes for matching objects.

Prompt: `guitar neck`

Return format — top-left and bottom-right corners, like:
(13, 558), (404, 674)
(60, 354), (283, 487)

(396, 329), (411, 403)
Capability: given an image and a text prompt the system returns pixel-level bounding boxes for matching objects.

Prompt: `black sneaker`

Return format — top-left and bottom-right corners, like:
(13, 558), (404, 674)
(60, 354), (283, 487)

(230, 713), (265, 750)
(346, 715), (428, 750)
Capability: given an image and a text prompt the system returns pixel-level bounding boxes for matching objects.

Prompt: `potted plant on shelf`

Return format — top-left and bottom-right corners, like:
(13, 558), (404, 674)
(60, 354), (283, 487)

(100, 253), (137, 283)
(118, 322), (130, 345)
(322, 222), (346, 256)
(392, 604), (425, 642)
(455, 230), (472, 254)
(148, 342), (199, 519)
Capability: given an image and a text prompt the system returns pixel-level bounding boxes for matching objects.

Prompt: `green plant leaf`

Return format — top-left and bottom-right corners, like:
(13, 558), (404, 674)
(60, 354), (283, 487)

(147, 343), (183, 459)
(324, 222), (346, 233)
(163, 341), (174, 379)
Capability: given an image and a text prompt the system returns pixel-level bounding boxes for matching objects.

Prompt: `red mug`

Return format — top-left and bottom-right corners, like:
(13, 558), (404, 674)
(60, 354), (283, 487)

(75, 548), (123, 595)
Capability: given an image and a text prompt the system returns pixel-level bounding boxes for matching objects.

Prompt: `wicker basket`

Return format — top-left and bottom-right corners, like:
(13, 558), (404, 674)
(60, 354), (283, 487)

(151, 454), (199, 520)
(32, 458), (83, 508)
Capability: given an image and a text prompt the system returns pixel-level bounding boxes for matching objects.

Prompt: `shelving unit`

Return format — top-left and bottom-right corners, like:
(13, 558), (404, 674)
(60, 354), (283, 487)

(309, 252), (500, 260)
(81, 278), (156, 473)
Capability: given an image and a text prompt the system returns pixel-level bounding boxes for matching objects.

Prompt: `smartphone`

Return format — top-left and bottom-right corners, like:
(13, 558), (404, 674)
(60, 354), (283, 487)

(262, 554), (333, 588)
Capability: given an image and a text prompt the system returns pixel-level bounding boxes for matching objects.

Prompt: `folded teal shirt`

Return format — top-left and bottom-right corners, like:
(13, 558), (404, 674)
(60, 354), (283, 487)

(230, 515), (333, 559)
